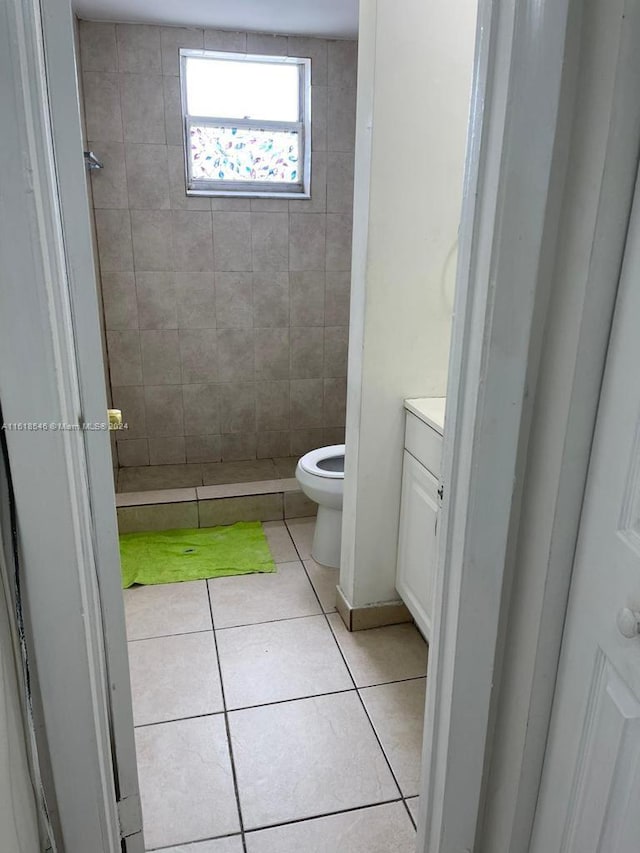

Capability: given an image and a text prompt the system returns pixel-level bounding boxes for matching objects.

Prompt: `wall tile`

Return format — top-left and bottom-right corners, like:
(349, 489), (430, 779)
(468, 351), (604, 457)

(89, 141), (128, 209)
(111, 386), (147, 438)
(182, 384), (220, 435)
(120, 74), (165, 143)
(144, 385), (184, 437)
(185, 434), (222, 464)
(131, 210), (172, 270)
(289, 152), (327, 214)
(311, 86), (328, 152)
(116, 24), (162, 73)
(83, 72), (122, 142)
(116, 437), (149, 467)
(167, 145), (210, 210)
(326, 151), (354, 214)
(107, 330), (142, 386)
(217, 330), (254, 381)
(140, 329), (181, 385)
(288, 36), (328, 85)
(171, 211), (214, 272)
(79, 22), (118, 72)
(254, 328), (290, 379)
(256, 381), (290, 431)
(290, 379), (324, 429)
(246, 33), (288, 55)
(328, 40), (358, 88)
(163, 76), (183, 146)
(323, 326), (349, 377)
(210, 198), (251, 212)
(204, 29), (247, 51)
(290, 428), (324, 456)
(213, 212), (252, 271)
(284, 490), (317, 518)
(324, 378), (347, 427)
(257, 431), (290, 459)
(136, 271), (178, 331)
(251, 213), (289, 271)
(324, 271), (351, 326)
(117, 501), (198, 533)
(326, 214), (353, 271)
(125, 143), (170, 209)
(323, 426), (345, 446)
(250, 198), (289, 213)
(95, 209), (133, 271)
(327, 86), (356, 153)
(290, 271), (324, 326)
(221, 433), (258, 462)
(102, 272), (138, 330)
(218, 383), (256, 434)
(215, 272), (253, 328)
(175, 272), (216, 329)
(179, 329), (218, 383)
(160, 26), (204, 75)
(289, 213), (326, 271)
(252, 272), (289, 328)
(199, 493), (281, 525)
(148, 436), (186, 465)
(290, 327), (324, 379)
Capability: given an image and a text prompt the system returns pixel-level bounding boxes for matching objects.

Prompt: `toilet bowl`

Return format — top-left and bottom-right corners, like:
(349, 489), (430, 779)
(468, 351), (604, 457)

(295, 444), (345, 568)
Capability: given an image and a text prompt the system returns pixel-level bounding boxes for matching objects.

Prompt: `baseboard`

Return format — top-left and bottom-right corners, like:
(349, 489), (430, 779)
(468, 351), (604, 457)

(335, 586), (413, 631)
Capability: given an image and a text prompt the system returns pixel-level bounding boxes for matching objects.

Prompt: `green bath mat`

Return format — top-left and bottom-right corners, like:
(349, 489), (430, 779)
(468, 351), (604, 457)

(119, 521), (276, 588)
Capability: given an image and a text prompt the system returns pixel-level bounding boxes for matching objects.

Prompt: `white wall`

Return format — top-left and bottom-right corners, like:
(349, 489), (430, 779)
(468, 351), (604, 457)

(341, 0), (477, 608)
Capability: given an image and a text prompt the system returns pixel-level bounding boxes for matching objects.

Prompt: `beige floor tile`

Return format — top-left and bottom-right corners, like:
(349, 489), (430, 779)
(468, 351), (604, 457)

(245, 801), (416, 852)
(116, 487), (197, 507)
(327, 613), (428, 687)
(229, 692), (399, 830)
(272, 456), (299, 478)
(124, 580), (212, 640)
(216, 615), (352, 709)
(128, 631), (223, 725)
(118, 463), (203, 492)
(285, 517), (316, 558)
(160, 838), (244, 853)
(406, 796), (419, 822)
(304, 558), (338, 612)
(202, 458), (278, 485)
(135, 715), (239, 849)
(262, 520), (298, 562)
(360, 678), (427, 796)
(208, 562), (321, 628)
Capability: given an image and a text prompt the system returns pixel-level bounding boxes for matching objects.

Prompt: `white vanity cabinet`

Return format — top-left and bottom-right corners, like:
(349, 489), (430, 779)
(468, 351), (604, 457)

(396, 398), (445, 641)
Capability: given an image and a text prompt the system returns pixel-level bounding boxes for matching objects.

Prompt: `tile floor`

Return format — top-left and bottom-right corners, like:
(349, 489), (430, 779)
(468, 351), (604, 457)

(124, 517), (427, 852)
(118, 457), (300, 493)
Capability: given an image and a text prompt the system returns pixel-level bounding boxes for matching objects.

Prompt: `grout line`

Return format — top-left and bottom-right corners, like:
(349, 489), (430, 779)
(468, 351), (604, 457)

(146, 828), (242, 852)
(242, 796), (406, 836)
(205, 581), (248, 853)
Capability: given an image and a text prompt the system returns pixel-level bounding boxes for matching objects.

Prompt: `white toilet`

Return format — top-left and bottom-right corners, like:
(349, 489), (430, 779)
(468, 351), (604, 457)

(295, 444), (345, 568)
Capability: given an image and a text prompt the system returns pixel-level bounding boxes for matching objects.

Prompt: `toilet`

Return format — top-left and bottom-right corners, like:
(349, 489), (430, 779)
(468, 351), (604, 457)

(295, 444), (345, 568)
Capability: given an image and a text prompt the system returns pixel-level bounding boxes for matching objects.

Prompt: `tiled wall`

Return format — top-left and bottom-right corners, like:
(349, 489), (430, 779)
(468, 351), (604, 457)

(78, 21), (356, 466)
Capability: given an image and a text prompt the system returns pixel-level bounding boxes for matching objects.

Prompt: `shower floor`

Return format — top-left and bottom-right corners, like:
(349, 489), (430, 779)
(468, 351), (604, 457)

(116, 456), (299, 494)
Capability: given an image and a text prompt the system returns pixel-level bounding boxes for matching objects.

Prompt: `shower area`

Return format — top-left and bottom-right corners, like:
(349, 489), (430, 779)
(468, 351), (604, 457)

(75, 21), (356, 531)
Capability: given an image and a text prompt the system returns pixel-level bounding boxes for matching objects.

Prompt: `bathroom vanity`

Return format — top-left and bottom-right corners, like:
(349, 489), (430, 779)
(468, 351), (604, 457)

(396, 397), (446, 641)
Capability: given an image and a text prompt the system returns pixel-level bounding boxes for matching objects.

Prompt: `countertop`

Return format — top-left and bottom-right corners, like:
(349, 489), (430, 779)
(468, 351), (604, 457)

(404, 397), (446, 435)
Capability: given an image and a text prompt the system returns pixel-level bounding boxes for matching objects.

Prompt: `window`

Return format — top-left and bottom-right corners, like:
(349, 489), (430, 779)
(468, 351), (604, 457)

(180, 49), (311, 198)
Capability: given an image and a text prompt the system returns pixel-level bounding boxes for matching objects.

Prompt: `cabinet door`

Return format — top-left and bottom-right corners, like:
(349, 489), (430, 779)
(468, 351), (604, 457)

(396, 450), (440, 640)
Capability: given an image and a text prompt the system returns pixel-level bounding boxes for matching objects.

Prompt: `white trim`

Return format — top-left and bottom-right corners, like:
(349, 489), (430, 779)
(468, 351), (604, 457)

(0, 1), (129, 850)
(417, 0), (640, 850)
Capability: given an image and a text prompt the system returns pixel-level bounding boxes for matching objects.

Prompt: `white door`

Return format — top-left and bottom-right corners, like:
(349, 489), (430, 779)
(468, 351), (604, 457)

(530, 174), (640, 850)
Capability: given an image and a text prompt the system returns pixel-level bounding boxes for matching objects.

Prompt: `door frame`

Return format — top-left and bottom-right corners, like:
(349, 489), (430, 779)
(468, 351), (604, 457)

(2, 2), (639, 853)
(0, 0), (142, 850)
(418, 0), (640, 851)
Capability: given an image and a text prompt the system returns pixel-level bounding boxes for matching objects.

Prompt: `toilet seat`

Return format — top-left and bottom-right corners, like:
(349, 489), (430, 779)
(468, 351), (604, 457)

(298, 444), (345, 479)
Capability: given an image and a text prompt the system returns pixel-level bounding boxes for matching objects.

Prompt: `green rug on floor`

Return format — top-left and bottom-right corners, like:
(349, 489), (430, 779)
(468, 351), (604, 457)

(119, 521), (276, 588)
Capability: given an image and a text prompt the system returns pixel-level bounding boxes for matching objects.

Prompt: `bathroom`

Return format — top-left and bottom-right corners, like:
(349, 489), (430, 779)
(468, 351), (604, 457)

(73, 0), (475, 848)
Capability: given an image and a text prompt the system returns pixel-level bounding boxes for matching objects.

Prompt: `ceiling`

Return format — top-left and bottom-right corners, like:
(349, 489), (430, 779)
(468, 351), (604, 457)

(73, 0), (359, 39)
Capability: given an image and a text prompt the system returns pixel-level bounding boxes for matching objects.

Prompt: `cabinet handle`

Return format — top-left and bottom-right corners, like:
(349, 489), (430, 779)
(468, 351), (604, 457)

(617, 608), (640, 639)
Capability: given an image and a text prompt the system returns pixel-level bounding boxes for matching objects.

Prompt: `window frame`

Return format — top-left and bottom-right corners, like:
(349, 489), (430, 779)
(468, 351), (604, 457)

(179, 49), (312, 199)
